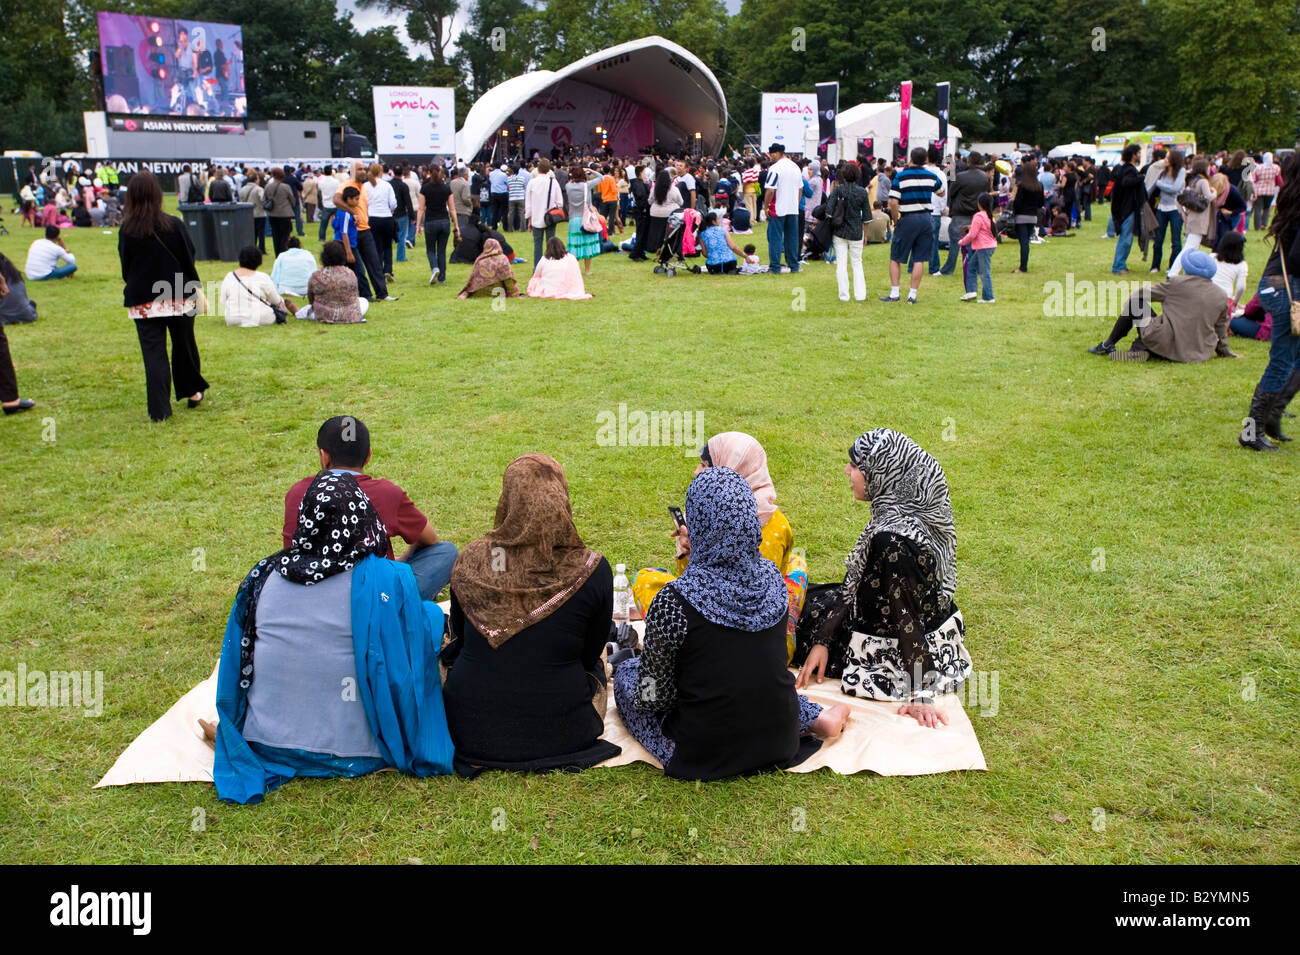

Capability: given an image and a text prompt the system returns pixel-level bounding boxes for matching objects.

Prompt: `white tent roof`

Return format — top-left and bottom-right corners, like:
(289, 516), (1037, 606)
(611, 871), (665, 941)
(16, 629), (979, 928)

(1048, 141), (1097, 159)
(829, 102), (962, 159)
(456, 36), (728, 158)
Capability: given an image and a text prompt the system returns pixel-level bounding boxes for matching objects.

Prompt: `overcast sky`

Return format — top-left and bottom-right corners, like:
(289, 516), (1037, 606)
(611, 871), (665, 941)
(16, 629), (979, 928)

(337, 0), (744, 60)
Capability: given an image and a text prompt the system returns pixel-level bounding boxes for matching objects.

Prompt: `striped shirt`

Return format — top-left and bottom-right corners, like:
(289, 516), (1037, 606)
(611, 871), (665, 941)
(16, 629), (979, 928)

(508, 170), (529, 201)
(890, 166), (944, 215)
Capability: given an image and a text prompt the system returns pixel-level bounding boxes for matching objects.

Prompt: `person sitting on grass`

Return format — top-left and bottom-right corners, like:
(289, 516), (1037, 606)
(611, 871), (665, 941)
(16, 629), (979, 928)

(269, 236), (317, 298)
(25, 226), (77, 281)
(0, 254), (38, 325)
(614, 466), (849, 781)
(296, 241), (369, 323)
(1210, 231), (1249, 318)
(442, 453), (620, 777)
(632, 431), (808, 662)
(697, 211), (744, 274)
(456, 238), (520, 299)
(218, 245), (289, 327)
(1087, 248), (1238, 363)
(284, 415), (458, 602)
(205, 470), (454, 804)
(526, 237), (592, 299)
(794, 429), (973, 728)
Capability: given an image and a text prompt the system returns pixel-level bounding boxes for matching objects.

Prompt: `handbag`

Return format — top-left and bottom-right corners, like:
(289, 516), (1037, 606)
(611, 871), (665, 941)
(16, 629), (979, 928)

(543, 179), (566, 226)
(581, 186), (602, 233)
(262, 181), (277, 212)
(233, 270), (288, 324)
(1280, 252), (1300, 336)
(1177, 177), (1209, 213)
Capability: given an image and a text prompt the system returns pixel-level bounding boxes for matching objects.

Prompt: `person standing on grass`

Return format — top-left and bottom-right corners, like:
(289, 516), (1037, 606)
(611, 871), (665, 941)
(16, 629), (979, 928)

(1168, 157), (1215, 278)
(264, 167), (296, 257)
(417, 164), (460, 286)
(349, 162), (394, 301)
(239, 170), (266, 253)
(366, 163), (399, 283)
(1239, 155), (1300, 451)
(1249, 153), (1282, 231)
(940, 151), (987, 278)
(449, 165), (473, 237)
(0, 269), (36, 415)
(1108, 144), (1145, 275)
(391, 164), (414, 267)
(117, 170), (208, 422)
(331, 186), (373, 301)
(315, 166), (339, 243)
(524, 158), (560, 266)
(827, 162), (871, 301)
(763, 143), (805, 274)
(958, 193), (999, 303)
(881, 147), (944, 302)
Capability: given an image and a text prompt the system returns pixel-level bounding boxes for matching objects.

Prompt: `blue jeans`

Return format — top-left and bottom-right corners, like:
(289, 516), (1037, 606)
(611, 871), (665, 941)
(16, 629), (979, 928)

(1151, 208), (1183, 272)
(929, 215), (943, 273)
(395, 215), (409, 262)
(768, 213), (800, 271)
(971, 248), (994, 300)
(1104, 214), (1115, 238)
(293, 201), (304, 236)
(405, 540), (459, 601)
(940, 215), (970, 274)
(318, 206), (332, 242)
(406, 217), (418, 247)
(1257, 275), (1300, 392)
(34, 263), (77, 280)
(1111, 213), (1135, 273)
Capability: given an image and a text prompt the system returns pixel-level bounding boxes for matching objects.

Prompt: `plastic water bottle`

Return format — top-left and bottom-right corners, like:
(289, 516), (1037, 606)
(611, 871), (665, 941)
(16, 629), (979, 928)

(612, 564), (632, 625)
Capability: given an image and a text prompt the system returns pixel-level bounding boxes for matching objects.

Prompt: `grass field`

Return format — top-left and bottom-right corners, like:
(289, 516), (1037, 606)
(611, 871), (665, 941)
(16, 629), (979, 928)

(1, 205), (1296, 864)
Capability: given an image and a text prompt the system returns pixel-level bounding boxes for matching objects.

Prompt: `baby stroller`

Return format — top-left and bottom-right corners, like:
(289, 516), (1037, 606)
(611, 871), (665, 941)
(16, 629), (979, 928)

(653, 211), (701, 276)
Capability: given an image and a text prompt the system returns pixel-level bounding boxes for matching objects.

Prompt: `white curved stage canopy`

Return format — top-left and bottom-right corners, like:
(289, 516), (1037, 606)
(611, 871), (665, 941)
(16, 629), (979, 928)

(456, 36), (728, 159)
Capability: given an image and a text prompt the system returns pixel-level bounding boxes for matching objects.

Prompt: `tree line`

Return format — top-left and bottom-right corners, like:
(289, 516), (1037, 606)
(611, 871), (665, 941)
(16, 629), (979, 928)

(5, 0), (1297, 156)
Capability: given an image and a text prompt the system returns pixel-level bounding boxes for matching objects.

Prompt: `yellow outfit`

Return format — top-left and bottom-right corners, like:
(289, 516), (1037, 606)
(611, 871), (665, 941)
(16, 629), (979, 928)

(632, 507), (809, 662)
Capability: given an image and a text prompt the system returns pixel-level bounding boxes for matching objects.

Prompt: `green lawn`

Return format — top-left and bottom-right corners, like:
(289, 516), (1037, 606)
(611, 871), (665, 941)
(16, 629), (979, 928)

(1, 207), (1296, 864)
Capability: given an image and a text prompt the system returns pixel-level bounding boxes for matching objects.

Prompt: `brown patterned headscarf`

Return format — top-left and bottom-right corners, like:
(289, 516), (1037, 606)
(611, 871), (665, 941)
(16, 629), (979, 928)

(450, 453), (601, 648)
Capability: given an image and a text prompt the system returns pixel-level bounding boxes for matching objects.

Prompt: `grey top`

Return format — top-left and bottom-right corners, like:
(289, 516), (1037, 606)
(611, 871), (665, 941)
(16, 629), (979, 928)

(0, 279), (38, 325)
(264, 178), (296, 218)
(241, 568), (382, 758)
(565, 180), (594, 220)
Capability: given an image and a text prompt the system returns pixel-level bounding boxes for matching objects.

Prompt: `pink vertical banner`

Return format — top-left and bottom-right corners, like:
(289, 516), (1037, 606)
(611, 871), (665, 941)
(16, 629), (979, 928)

(899, 81), (912, 150)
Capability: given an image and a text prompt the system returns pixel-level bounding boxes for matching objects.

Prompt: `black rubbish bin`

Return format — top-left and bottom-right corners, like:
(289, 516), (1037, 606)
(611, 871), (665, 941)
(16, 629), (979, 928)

(210, 202), (256, 262)
(178, 202), (215, 260)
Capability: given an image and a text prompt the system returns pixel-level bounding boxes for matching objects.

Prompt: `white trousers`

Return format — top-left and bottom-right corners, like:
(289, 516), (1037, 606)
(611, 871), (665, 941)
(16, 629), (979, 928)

(1167, 233), (1203, 278)
(833, 235), (865, 301)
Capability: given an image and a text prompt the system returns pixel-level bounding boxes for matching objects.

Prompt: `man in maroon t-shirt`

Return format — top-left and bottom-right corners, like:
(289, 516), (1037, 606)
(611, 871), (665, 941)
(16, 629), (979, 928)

(284, 415), (458, 600)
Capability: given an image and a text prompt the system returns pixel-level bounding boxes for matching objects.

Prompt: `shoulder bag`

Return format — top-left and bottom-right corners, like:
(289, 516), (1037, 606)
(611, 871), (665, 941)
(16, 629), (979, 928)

(233, 270), (288, 324)
(544, 179), (567, 226)
(1281, 249), (1300, 336)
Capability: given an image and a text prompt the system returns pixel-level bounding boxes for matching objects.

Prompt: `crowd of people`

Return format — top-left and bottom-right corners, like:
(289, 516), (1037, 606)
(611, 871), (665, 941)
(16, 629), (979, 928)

(202, 418), (966, 801)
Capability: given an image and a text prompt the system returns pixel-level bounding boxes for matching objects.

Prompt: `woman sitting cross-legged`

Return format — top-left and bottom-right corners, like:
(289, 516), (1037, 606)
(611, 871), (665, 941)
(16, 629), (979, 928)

(455, 237), (521, 299)
(295, 240), (369, 323)
(442, 454), (620, 777)
(526, 237), (593, 299)
(208, 471), (455, 803)
(633, 431), (808, 662)
(614, 466), (848, 781)
(794, 429), (973, 728)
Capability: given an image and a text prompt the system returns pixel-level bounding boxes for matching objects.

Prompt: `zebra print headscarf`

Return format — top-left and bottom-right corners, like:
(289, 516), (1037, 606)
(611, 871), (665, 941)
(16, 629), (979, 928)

(843, 429), (957, 603)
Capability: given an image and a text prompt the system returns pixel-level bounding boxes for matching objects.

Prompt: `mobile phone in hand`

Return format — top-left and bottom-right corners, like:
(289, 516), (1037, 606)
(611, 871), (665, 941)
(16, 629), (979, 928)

(667, 505), (686, 529)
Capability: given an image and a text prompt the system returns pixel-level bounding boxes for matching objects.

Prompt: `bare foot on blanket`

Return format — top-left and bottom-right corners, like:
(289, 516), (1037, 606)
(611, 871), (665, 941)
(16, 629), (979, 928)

(812, 703), (850, 739)
(198, 718), (218, 743)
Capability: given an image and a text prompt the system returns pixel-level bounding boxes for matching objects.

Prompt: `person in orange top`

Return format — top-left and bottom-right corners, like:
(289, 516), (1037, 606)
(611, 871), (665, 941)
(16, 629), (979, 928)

(598, 166), (621, 232)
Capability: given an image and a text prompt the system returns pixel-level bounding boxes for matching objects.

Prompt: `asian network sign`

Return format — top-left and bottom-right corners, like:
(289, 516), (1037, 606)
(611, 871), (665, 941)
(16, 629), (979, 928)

(760, 92), (817, 153)
(372, 86), (456, 155)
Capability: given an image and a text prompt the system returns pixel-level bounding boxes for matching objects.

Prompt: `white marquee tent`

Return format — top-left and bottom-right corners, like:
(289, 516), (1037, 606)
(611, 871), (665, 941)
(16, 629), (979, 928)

(814, 102), (963, 164)
(456, 37), (728, 159)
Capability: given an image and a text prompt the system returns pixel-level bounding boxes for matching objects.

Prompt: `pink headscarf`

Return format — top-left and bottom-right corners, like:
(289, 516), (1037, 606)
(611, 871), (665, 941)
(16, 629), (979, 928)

(705, 431), (777, 524)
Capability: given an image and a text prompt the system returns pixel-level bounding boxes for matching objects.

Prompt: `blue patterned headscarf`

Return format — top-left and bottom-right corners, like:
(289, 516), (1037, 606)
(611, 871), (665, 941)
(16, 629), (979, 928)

(669, 466), (788, 631)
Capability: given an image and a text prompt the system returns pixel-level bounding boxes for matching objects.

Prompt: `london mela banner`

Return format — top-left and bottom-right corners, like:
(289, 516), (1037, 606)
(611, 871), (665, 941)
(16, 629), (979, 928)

(372, 86), (455, 155)
(760, 92), (817, 153)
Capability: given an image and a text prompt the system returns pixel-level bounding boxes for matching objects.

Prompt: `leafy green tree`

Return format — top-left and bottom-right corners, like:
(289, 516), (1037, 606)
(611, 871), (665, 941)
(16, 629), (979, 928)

(453, 0), (535, 100)
(355, 0), (460, 65)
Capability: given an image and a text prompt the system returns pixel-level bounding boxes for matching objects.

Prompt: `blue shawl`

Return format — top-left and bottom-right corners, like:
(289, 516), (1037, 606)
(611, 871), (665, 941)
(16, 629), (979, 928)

(214, 555), (454, 804)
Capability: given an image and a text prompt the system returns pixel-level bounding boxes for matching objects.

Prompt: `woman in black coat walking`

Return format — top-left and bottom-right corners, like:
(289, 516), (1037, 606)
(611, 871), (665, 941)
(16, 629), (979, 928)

(118, 171), (209, 422)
